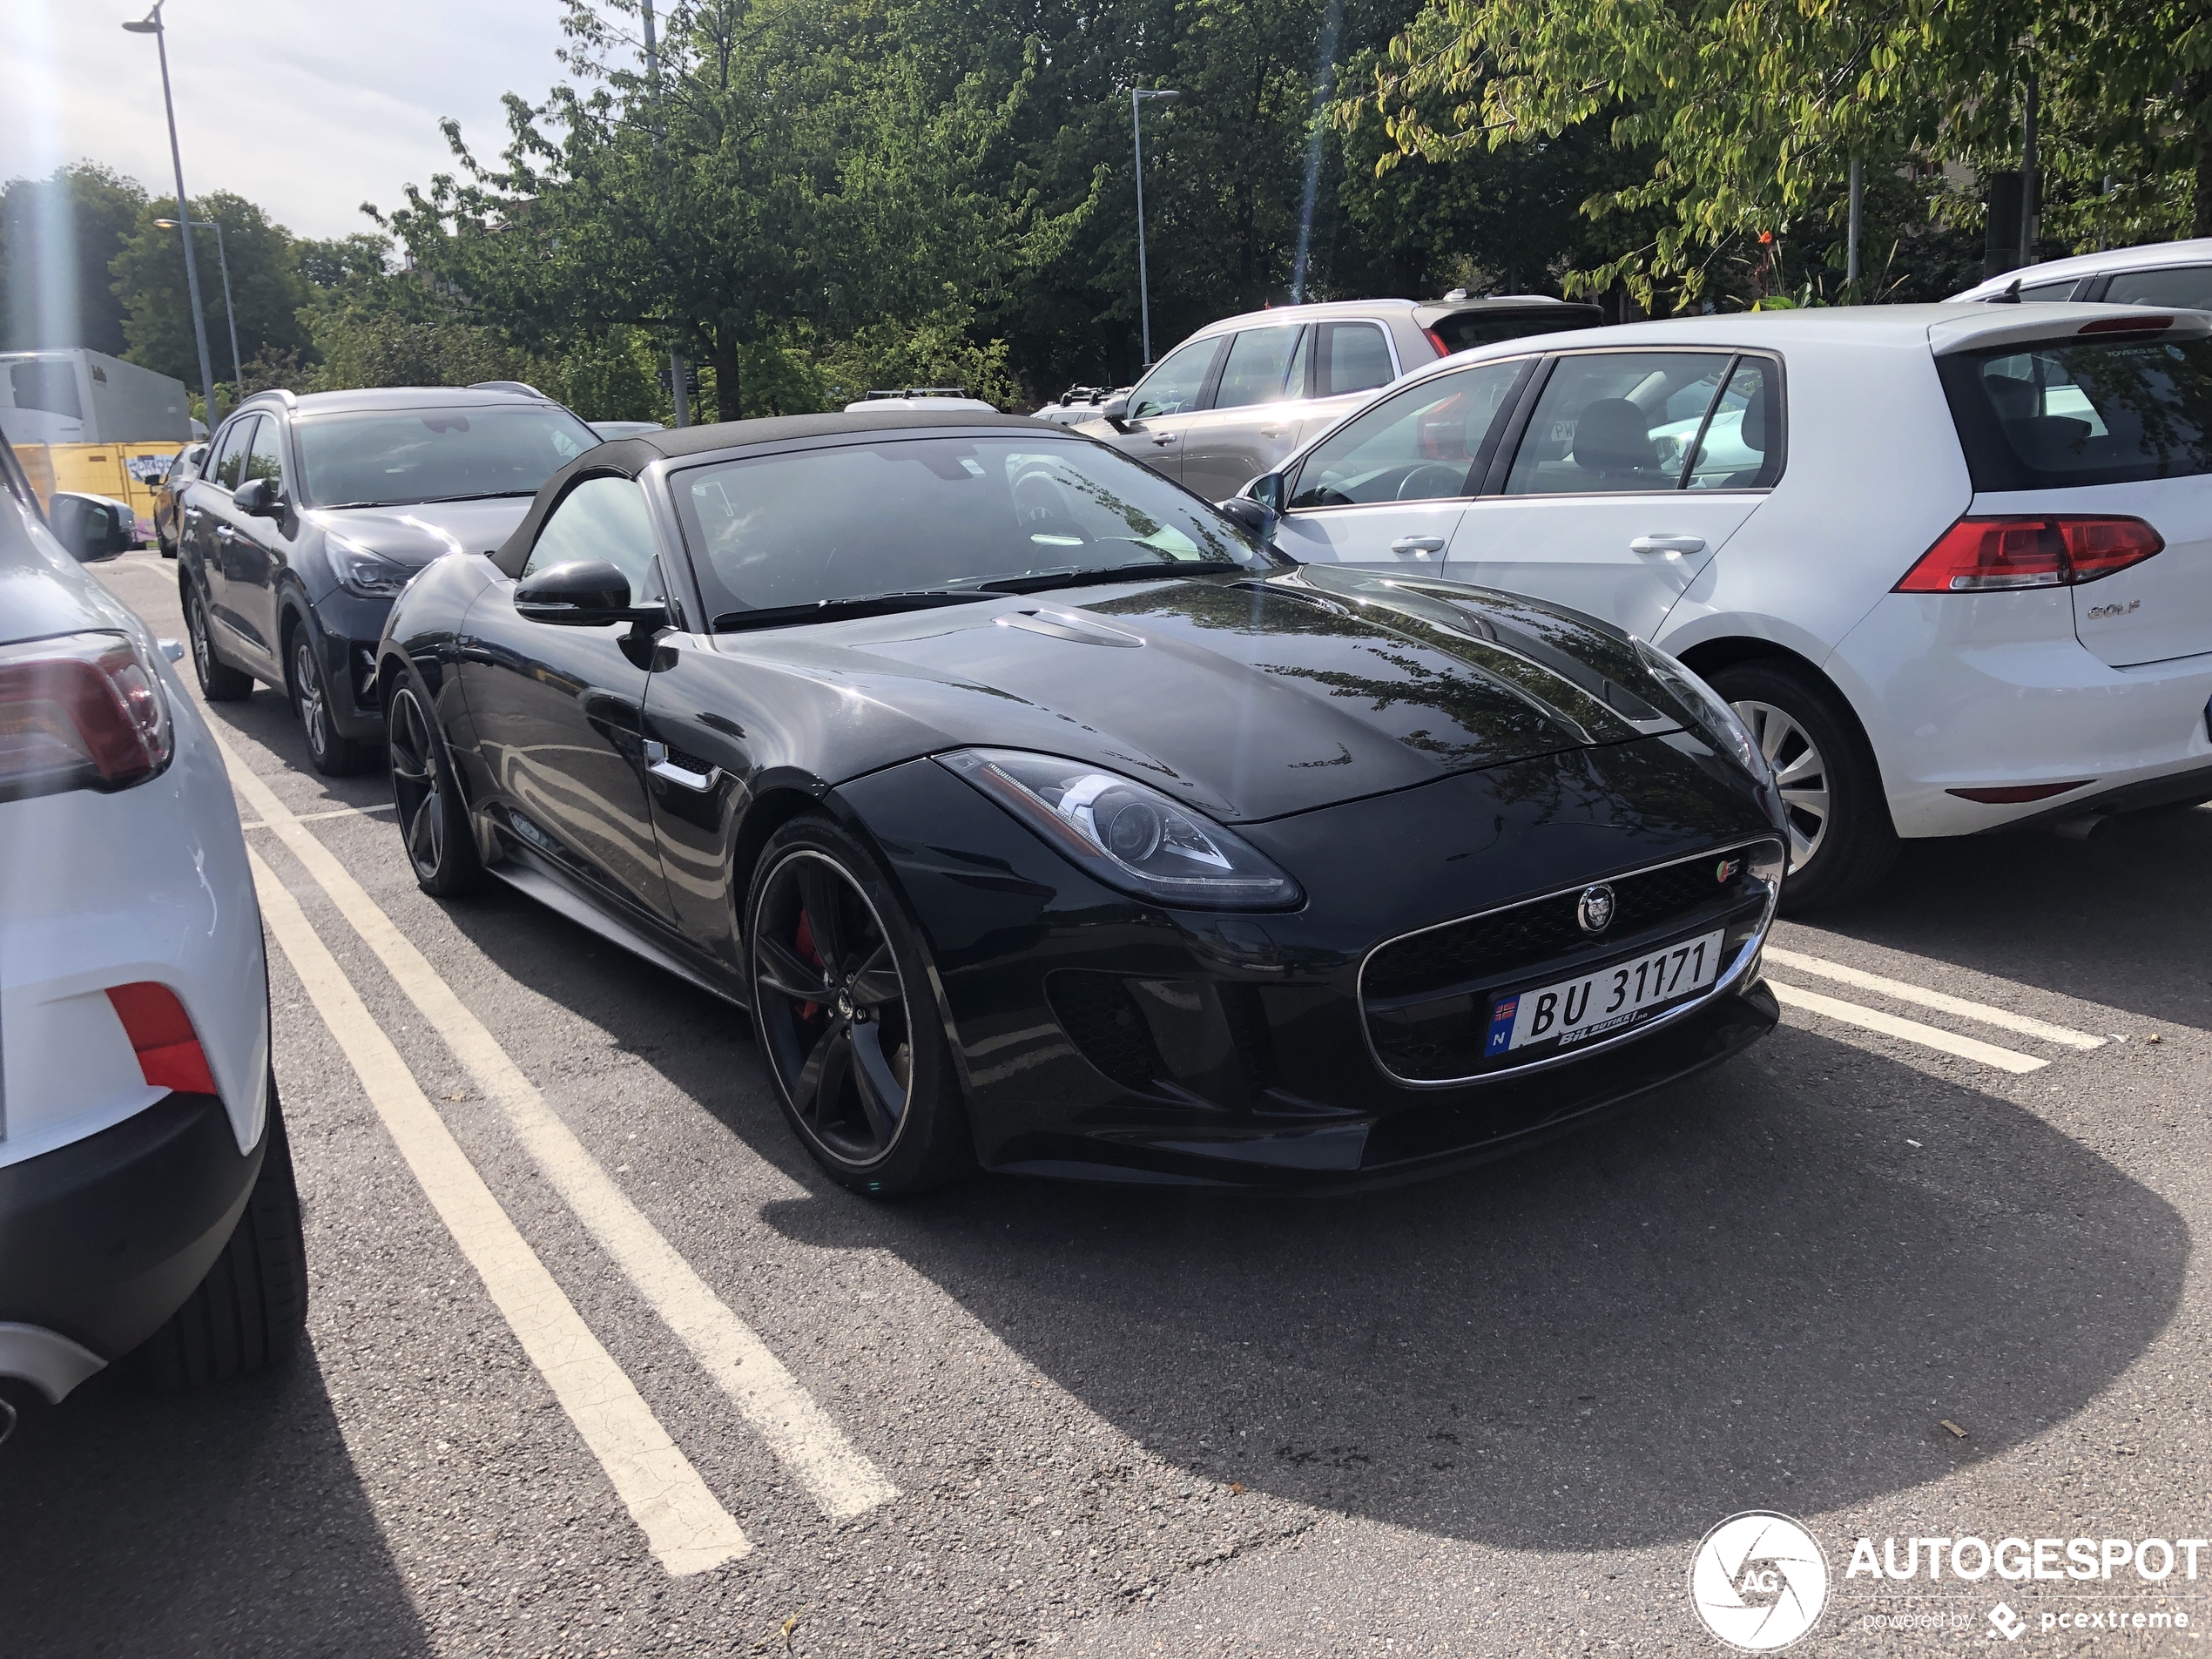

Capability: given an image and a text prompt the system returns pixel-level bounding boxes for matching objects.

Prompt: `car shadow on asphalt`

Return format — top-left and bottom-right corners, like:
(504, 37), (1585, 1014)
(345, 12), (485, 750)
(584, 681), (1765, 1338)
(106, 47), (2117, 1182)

(1782, 803), (2212, 1033)
(748, 1022), (2185, 1554)
(201, 684), (395, 817)
(0, 1347), (429, 1656)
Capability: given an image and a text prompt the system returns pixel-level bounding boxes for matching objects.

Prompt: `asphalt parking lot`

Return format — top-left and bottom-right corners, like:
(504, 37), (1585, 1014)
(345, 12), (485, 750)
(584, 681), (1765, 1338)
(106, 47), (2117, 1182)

(3, 546), (2209, 1656)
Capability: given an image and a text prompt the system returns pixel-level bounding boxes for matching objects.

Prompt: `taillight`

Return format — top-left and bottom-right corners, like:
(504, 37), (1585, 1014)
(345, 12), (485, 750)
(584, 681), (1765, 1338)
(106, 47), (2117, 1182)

(105, 981), (219, 1096)
(1422, 326), (1452, 358)
(1894, 516), (2165, 592)
(0, 631), (173, 799)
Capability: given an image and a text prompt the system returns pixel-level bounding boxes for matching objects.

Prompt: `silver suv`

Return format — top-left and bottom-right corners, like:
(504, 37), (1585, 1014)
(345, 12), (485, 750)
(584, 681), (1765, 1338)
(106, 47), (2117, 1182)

(1078, 296), (1599, 499)
(1949, 237), (2212, 308)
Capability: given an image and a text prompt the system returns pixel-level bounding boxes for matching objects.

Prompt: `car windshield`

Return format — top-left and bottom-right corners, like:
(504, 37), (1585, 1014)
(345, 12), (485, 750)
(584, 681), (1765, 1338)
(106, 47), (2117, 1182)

(293, 404), (599, 509)
(673, 435), (1277, 625)
(1939, 332), (2212, 489)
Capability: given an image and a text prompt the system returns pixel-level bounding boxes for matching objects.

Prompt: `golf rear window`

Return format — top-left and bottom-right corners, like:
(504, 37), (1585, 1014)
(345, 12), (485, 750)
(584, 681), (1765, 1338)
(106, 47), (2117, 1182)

(1939, 332), (2212, 490)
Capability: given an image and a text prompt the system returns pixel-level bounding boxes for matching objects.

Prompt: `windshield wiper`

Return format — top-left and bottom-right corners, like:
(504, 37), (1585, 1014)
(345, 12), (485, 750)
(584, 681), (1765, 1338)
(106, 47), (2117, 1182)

(980, 559), (1242, 594)
(319, 490), (538, 509)
(711, 590), (997, 633)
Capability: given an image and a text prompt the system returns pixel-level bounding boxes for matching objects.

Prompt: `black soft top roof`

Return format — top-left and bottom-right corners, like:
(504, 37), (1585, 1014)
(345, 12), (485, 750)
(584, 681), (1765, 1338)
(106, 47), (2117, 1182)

(491, 409), (1058, 576)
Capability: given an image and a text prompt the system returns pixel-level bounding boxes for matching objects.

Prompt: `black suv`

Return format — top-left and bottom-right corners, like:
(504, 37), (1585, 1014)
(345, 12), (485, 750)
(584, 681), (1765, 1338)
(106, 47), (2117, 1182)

(177, 385), (602, 773)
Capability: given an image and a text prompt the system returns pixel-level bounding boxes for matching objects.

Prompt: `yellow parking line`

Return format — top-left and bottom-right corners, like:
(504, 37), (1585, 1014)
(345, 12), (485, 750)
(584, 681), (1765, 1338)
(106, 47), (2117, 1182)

(1764, 948), (2105, 1049)
(248, 846), (749, 1576)
(217, 738), (898, 1521)
(1768, 980), (2049, 1074)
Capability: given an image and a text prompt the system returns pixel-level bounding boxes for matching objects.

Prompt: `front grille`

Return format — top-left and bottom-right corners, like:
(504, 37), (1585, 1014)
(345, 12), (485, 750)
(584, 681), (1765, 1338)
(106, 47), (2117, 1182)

(1047, 971), (1163, 1091)
(1361, 840), (1779, 1086)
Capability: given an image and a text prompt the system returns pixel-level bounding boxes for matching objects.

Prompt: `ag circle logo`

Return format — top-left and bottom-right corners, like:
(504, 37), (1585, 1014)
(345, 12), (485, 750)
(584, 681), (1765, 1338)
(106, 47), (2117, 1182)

(1689, 1511), (1830, 1651)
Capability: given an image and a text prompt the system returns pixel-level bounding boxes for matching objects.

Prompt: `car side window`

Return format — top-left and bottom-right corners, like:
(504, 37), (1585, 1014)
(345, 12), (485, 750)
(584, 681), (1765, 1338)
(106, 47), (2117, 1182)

(1128, 338), (1222, 421)
(1212, 327), (1305, 410)
(1287, 359), (1528, 509)
(1502, 352), (1736, 495)
(2014, 278), (2082, 303)
(1316, 322), (1397, 398)
(2103, 266), (2212, 311)
(1683, 359), (1783, 490)
(245, 418), (287, 496)
(209, 417), (259, 491)
(522, 475), (658, 594)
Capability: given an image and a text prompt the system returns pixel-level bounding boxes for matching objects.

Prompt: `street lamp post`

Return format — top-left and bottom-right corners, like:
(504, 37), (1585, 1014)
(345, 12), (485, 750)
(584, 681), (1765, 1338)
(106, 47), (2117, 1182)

(1130, 87), (1181, 370)
(123, 3), (221, 429)
(155, 216), (240, 392)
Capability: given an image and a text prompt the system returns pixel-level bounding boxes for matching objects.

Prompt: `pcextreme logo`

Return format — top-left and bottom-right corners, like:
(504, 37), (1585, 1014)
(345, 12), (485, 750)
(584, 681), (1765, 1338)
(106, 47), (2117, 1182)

(1689, 1511), (1831, 1651)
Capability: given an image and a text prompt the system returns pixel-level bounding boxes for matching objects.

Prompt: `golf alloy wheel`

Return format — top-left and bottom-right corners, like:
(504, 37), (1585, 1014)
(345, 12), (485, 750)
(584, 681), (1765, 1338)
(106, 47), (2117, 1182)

(1734, 698), (1830, 872)
(751, 849), (916, 1170)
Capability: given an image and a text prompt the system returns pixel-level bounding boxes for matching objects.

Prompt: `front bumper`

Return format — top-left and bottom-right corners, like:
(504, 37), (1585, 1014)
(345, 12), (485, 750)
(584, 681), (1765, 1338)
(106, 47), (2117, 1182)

(838, 740), (1781, 1187)
(0, 1091), (263, 1393)
(303, 590), (395, 743)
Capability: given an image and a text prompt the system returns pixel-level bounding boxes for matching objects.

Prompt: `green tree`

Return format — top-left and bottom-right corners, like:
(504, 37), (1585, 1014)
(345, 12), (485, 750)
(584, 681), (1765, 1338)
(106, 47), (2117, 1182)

(112, 191), (312, 383)
(0, 164), (147, 354)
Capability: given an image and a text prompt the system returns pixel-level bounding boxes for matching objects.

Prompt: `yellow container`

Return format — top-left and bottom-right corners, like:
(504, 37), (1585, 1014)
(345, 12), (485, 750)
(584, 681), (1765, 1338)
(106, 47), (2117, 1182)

(10, 440), (183, 538)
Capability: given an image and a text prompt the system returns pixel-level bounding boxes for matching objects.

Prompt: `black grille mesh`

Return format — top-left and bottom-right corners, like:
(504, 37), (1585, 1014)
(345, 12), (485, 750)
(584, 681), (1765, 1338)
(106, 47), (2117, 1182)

(1047, 971), (1163, 1091)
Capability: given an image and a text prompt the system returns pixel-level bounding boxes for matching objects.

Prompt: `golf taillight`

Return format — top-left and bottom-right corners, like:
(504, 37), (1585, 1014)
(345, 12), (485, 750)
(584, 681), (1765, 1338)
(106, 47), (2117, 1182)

(0, 631), (172, 796)
(105, 981), (219, 1096)
(1895, 516), (2165, 592)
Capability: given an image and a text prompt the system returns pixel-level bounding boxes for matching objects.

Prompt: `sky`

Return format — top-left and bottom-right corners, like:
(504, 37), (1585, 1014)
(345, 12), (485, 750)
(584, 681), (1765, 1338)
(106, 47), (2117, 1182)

(0, 0), (578, 241)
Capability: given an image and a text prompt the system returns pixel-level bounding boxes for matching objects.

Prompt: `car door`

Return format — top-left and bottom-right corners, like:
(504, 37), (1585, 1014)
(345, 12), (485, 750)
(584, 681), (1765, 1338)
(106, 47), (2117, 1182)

(459, 474), (676, 922)
(1264, 319), (1405, 462)
(1269, 356), (1534, 570)
(1177, 323), (1309, 500)
(192, 415), (260, 655)
(1447, 349), (1777, 641)
(1094, 335), (1224, 481)
(226, 414), (296, 670)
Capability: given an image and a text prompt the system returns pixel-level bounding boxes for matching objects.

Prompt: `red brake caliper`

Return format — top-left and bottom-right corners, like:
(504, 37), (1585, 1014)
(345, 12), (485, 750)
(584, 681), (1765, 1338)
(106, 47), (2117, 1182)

(794, 910), (823, 1020)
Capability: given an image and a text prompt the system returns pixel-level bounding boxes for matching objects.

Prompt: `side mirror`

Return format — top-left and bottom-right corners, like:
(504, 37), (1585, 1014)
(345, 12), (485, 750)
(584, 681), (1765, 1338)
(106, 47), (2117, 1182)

(1212, 497), (1272, 537)
(232, 476), (284, 518)
(48, 492), (132, 562)
(1248, 470), (1286, 514)
(1099, 393), (1131, 428)
(516, 559), (668, 627)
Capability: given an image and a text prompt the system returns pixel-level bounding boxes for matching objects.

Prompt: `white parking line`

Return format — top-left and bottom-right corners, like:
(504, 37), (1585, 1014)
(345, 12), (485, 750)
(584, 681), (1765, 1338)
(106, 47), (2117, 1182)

(248, 846), (750, 1576)
(242, 803), (396, 829)
(1767, 980), (2050, 1074)
(217, 738), (898, 1521)
(1764, 947), (2105, 1049)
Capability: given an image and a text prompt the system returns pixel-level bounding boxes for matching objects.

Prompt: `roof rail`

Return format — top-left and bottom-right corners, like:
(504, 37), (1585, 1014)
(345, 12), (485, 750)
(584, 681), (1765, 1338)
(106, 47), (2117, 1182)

(468, 379), (550, 398)
(863, 387), (968, 400)
(235, 388), (298, 410)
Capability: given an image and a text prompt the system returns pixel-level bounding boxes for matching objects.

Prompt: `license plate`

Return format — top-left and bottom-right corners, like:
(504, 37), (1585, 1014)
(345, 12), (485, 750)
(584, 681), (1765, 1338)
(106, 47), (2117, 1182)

(1485, 929), (1726, 1057)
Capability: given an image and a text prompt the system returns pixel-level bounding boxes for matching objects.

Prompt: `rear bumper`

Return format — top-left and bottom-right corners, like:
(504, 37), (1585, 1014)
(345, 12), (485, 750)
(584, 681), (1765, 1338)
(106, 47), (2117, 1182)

(1831, 594), (2212, 837)
(0, 1092), (262, 1389)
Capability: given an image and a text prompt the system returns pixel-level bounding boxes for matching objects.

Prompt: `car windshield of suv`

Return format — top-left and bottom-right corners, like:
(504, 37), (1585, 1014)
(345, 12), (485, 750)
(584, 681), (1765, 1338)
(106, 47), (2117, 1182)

(674, 435), (1276, 626)
(1940, 333), (2212, 489)
(293, 404), (598, 509)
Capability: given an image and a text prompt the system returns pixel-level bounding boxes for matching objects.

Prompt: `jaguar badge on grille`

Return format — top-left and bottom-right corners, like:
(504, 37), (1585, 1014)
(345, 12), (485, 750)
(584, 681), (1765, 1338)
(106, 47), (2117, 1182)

(1576, 883), (1616, 934)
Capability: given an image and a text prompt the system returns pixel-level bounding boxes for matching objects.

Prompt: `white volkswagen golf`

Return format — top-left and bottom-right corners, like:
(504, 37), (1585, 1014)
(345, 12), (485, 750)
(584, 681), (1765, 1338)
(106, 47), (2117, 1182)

(0, 428), (304, 1409)
(1240, 303), (2212, 907)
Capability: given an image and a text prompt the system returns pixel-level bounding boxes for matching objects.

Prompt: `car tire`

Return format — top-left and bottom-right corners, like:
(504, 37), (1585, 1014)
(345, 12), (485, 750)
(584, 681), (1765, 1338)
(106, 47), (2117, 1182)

(290, 631), (374, 777)
(136, 1080), (308, 1392)
(1708, 660), (1898, 914)
(745, 815), (974, 1196)
(183, 581), (254, 702)
(158, 530), (178, 560)
(386, 674), (484, 897)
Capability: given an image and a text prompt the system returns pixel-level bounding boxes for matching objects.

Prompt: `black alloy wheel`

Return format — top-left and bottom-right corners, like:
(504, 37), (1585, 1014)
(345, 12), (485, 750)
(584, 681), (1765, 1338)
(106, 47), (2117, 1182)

(183, 582), (253, 701)
(745, 818), (972, 1195)
(387, 679), (482, 897)
(291, 632), (371, 777)
(1707, 659), (1898, 914)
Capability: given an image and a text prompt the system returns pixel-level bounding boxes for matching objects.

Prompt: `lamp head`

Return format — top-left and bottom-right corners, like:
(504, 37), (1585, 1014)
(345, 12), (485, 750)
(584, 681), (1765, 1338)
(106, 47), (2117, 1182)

(1136, 89), (1183, 104)
(154, 218), (179, 229)
(121, 12), (160, 32)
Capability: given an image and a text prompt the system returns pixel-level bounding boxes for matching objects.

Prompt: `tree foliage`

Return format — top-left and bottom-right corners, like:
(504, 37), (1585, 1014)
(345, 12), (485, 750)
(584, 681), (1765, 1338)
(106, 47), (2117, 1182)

(0, 165), (147, 354)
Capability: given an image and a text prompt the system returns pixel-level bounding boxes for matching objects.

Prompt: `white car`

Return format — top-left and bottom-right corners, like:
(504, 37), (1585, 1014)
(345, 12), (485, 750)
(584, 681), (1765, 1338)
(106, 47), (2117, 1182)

(1951, 238), (2212, 310)
(0, 428), (303, 1407)
(1240, 304), (2212, 907)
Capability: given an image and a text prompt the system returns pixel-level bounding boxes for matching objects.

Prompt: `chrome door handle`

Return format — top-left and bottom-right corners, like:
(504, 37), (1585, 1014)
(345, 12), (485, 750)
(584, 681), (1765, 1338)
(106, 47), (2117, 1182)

(1629, 534), (1706, 556)
(1150, 435), (1177, 447)
(643, 739), (719, 792)
(1391, 536), (1447, 556)
(1258, 426), (1285, 439)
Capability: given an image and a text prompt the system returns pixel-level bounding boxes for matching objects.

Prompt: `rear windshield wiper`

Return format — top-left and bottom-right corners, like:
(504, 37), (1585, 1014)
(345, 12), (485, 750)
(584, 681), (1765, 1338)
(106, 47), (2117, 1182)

(711, 590), (997, 632)
(979, 559), (1242, 594)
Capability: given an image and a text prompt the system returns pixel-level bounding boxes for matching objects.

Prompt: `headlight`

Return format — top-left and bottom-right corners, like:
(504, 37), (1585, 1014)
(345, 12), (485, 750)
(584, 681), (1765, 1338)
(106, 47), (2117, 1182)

(329, 535), (414, 599)
(1633, 639), (1770, 787)
(938, 748), (1303, 910)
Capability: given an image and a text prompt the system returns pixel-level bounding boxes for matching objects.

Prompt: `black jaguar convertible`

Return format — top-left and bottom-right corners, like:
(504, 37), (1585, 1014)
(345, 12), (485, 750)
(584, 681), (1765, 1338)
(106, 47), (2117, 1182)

(376, 411), (1786, 1192)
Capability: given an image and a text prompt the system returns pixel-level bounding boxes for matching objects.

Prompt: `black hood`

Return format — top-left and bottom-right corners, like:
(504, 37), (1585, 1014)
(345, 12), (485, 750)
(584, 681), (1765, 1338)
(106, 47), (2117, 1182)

(310, 496), (535, 569)
(745, 565), (1693, 823)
